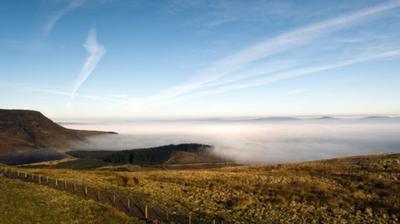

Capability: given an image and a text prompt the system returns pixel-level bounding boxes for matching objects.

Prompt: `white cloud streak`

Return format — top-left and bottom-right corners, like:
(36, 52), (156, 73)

(3, 49), (398, 108)
(137, 0), (400, 104)
(70, 27), (106, 99)
(156, 49), (400, 105)
(6, 1), (399, 111)
(0, 83), (123, 103)
(44, 0), (86, 36)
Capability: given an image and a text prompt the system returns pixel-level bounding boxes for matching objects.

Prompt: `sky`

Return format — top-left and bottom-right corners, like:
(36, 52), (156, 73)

(0, 0), (400, 119)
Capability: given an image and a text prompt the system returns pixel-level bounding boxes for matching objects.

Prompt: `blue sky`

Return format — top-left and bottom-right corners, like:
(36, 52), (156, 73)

(0, 0), (400, 119)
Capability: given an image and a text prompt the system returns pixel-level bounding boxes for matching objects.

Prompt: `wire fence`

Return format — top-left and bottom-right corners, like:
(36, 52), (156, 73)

(0, 167), (225, 224)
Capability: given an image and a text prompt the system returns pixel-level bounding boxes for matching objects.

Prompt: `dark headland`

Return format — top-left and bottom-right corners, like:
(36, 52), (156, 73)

(0, 109), (115, 164)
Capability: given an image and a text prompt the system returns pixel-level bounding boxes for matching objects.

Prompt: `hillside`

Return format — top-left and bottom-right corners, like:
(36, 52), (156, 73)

(13, 153), (400, 223)
(0, 109), (115, 164)
(61, 144), (229, 169)
(0, 173), (139, 224)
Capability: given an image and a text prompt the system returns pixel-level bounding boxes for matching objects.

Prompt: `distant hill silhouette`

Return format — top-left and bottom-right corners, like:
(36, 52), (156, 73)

(315, 116), (336, 120)
(362, 116), (391, 120)
(0, 109), (115, 164)
(251, 117), (301, 121)
(68, 144), (228, 166)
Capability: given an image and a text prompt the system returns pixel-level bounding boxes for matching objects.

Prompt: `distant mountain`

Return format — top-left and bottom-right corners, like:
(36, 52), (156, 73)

(67, 144), (228, 167)
(315, 116), (337, 120)
(357, 116), (400, 123)
(0, 109), (115, 164)
(362, 116), (391, 120)
(251, 117), (301, 121)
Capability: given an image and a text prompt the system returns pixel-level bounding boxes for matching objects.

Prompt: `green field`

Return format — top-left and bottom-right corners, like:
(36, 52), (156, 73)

(9, 153), (400, 223)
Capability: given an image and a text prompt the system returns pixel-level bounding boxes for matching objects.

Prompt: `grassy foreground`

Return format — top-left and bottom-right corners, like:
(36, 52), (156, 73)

(0, 174), (140, 224)
(18, 153), (400, 223)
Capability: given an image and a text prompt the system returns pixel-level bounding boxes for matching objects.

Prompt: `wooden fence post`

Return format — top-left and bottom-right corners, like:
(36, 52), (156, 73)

(188, 213), (192, 224)
(38, 175), (41, 184)
(55, 178), (58, 187)
(31, 173), (35, 180)
(24, 172), (27, 178)
(127, 198), (131, 209)
(144, 204), (148, 219)
(84, 186), (88, 196)
(46, 176), (49, 184)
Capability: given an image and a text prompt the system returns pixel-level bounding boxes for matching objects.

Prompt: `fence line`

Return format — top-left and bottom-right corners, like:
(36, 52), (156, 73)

(0, 167), (224, 224)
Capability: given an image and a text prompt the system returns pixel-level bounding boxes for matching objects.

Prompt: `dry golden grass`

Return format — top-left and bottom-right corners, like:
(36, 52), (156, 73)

(18, 153), (400, 223)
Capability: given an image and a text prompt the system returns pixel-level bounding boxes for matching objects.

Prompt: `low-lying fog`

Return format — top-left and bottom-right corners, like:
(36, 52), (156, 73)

(62, 117), (400, 164)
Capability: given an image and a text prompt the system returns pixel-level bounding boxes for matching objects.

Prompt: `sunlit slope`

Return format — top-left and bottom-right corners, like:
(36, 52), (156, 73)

(21, 153), (400, 223)
(0, 174), (139, 224)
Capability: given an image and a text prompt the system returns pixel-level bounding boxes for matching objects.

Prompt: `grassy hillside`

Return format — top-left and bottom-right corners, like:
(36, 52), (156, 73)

(0, 173), (140, 224)
(18, 153), (400, 223)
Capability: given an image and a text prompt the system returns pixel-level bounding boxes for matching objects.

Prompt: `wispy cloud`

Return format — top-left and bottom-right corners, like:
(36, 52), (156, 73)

(0, 82), (122, 103)
(5, 1), (399, 111)
(70, 27), (106, 99)
(155, 49), (400, 105)
(169, 0), (297, 27)
(44, 0), (86, 36)
(138, 1), (400, 105)
(3, 49), (398, 107)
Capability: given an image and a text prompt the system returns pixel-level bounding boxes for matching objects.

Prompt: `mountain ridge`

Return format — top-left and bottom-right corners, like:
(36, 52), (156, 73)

(0, 109), (115, 164)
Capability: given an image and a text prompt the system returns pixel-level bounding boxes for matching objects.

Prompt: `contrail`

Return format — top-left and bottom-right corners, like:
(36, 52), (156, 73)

(0, 83), (123, 103)
(6, 1), (399, 108)
(4, 49), (398, 107)
(70, 27), (106, 100)
(156, 49), (400, 105)
(44, 0), (86, 36)
(138, 0), (400, 104)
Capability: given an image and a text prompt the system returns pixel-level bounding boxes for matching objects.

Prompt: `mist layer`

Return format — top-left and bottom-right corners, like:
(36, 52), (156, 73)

(63, 118), (400, 164)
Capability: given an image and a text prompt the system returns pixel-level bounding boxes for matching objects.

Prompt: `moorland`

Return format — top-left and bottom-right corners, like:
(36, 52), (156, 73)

(1, 153), (399, 223)
(1, 109), (399, 223)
